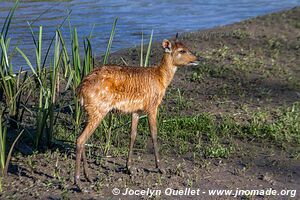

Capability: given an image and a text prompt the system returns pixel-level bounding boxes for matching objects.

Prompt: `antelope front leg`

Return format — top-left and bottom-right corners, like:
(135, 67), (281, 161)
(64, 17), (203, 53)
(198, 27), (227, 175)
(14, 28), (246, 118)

(126, 112), (139, 174)
(148, 108), (165, 174)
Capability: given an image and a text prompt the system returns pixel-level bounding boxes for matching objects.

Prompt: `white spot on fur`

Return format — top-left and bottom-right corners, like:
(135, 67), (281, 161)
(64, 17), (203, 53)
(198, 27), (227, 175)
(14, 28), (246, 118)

(99, 103), (110, 111)
(165, 48), (172, 53)
(114, 98), (144, 112)
(187, 61), (199, 66)
(172, 66), (178, 73)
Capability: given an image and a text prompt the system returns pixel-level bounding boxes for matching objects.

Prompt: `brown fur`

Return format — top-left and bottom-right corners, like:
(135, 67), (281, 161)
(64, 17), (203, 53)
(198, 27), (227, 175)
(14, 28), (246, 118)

(74, 39), (198, 187)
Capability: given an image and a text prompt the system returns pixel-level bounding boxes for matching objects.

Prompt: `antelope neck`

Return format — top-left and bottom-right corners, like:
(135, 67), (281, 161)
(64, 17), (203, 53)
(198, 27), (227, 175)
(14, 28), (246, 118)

(158, 53), (177, 88)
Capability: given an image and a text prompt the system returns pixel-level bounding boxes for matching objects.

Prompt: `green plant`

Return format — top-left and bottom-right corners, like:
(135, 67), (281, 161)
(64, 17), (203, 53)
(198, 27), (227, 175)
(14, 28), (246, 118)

(144, 30), (154, 67)
(63, 25), (98, 133)
(70, 27), (82, 132)
(103, 18), (118, 65)
(17, 28), (62, 148)
(100, 18), (118, 155)
(48, 32), (61, 147)
(140, 30), (154, 67)
(0, 113), (24, 192)
(140, 30), (144, 67)
(0, 0), (29, 127)
(0, 114), (6, 193)
(204, 145), (233, 158)
(17, 26), (48, 148)
(240, 103), (300, 146)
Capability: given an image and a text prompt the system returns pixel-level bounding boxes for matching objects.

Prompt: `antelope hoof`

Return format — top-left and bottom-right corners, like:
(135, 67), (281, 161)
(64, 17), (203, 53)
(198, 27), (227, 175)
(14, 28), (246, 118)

(74, 177), (83, 192)
(158, 167), (166, 174)
(84, 173), (93, 183)
(74, 175), (80, 185)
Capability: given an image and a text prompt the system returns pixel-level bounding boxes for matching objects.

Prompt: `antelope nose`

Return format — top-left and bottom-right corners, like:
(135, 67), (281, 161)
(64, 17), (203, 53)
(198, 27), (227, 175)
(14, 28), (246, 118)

(197, 57), (204, 62)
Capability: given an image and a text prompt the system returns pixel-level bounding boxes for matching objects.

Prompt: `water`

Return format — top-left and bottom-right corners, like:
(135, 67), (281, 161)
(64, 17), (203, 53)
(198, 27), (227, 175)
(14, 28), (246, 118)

(1, 0), (300, 67)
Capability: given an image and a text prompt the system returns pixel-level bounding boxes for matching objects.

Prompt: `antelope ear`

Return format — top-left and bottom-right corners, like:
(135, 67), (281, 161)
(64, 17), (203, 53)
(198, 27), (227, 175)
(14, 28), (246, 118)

(175, 33), (179, 42)
(162, 39), (172, 53)
(171, 33), (179, 43)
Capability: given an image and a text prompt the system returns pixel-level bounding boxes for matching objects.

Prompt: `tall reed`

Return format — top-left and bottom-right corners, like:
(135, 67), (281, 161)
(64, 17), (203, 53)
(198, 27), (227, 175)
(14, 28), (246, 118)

(0, 0), (29, 127)
(0, 112), (24, 192)
(144, 30), (154, 67)
(17, 27), (62, 148)
(139, 30), (154, 67)
(2, 0), (155, 156)
(102, 18), (118, 155)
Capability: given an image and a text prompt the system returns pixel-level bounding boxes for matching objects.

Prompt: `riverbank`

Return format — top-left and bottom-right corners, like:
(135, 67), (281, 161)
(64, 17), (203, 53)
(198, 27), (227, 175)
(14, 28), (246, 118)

(110, 6), (300, 117)
(1, 6), (300, 199)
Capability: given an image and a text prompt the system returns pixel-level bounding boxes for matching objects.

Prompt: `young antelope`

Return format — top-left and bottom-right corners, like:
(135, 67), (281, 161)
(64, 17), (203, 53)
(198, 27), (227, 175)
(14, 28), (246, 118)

(75, 37), (198, 186)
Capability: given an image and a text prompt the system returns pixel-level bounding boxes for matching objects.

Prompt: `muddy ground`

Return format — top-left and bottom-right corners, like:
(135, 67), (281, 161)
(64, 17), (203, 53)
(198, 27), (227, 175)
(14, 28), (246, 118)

(1, 7), (300, 200)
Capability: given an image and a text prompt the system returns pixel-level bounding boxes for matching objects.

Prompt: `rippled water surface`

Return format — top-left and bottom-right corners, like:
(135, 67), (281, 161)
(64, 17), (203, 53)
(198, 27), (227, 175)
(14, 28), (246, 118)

(1, 0), (300, 66)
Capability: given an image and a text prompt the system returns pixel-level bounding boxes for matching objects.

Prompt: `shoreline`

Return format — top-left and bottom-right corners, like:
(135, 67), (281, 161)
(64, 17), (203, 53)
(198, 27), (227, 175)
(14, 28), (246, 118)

(108, 6), (300, 65)
(108, 6), (300, 116)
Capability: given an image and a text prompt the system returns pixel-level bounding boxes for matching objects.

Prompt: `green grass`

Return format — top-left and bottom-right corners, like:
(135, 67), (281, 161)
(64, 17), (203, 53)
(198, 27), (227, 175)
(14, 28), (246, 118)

(195, 43), (300, 91)
(52, 102), (300, 159)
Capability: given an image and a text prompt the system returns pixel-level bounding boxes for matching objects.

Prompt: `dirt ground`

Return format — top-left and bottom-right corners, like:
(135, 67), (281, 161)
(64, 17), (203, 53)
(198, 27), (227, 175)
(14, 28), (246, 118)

(1, 7), (300, 200)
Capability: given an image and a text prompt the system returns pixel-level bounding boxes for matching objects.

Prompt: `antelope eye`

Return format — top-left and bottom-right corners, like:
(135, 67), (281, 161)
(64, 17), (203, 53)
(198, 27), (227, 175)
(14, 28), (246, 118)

(179, 50), (186, 54)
